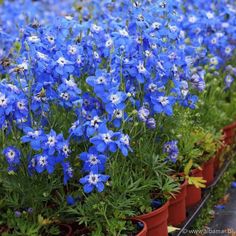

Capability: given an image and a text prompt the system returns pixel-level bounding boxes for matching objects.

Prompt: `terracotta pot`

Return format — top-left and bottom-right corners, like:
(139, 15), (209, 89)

(202, 157), (215, 186)
(133, 219), (148, 236)
(186, 168), (203, 209)
(135, 201), (169, 236)
(168, 180), (187, 226)
(223, 122), (236, 145)
(59, 224), (73, 236)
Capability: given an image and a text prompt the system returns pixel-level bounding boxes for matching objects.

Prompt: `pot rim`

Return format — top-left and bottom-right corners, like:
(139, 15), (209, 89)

(59, 224), (73, 236)
(135, 200), (169, 219)
(169, 180), (187, 204)
(131, 219), (148, 236)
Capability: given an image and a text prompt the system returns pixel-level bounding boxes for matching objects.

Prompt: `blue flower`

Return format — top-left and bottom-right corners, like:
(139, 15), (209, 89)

(102, 90), (127, 115)
(62, 162), (73, 185)
(34, 153), (55, 174)
(190, 73), (206, 91)
(15, 211), (21, 218)
(79, 146), (107, 172)
(14, 97), (28, 120)
(117, 134), (132, 157)
(163, 140), (179, 163)
(224, 75), (234, 89)
(181, 95), (198, 109)
(79, 171), (109, 193)
(56, 137), (71, 158)
(21, 127), (44, 151)
(146, 118), (156, 129)
(151, 93), (175, 116)
(163, 140), (178, 154)
(90, 124), (119, 153)
(138, 106), (150, 122)
(66, 195), (75, 205)
(84, 112), (102, 137)
(2, 146), (21, 165)
(53, 51), (74, 76)
(41, 129), (59, 155)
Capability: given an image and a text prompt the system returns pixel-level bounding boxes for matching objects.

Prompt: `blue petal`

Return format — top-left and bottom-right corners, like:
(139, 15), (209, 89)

(84, 184), (94, 193)
(96, 182), (105, 192)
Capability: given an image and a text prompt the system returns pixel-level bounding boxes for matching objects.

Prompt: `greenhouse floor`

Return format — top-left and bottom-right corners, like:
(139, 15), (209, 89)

(206, 186), (236, 235)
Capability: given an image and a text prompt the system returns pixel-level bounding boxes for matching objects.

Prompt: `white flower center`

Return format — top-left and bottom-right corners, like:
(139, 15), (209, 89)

(102, 133), (112, 143)
(91, 116), (101, 127)
(137, 62), (146, 73)
(47, 136), (56, 146)
(60, 92), (70, 101)
(39, 156), (47, 166)
(148, 83), (157, 92)
(17, 101), (25, 110)
(91, 24), (102, 33)
(119, 29), (129, 36)
(89, 154), (99, 165)
(0, 94), (7, 107)
(27, 35), (40, 43)
(206, 12), (214, 19)
(37, 52), (48, 60)
(77, 55), (82, 64)
(152, 22), (161, 30)
(158, 96), (169, 106)
(94, 52), (99, 59)
(47, 35), (55, 44)
(57, 57), (68, 66)
(7, 150), (15, 160)
(113, 109), (123, 118)
(63, 145), (70, 155)
(88, 174), (99, 185)
(110, 94), (120, 104)
(96, 76), (106, 84)
(105, 39), (113, 47)
(68, 45), (77, 55)
(188, 16), (197, 23)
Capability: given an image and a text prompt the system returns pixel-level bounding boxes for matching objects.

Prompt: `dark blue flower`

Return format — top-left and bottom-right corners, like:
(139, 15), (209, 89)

(66, 195), (75, 205)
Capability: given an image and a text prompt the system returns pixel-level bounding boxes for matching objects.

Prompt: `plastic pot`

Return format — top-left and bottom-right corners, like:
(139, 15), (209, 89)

(133, 219), (148, 236)
(168, 180), (187, 226)
(223, 122), (236, 145)
(202, 157), (215, 186)
(214, 144), (226, 173)
(0, 225), (9, 234)
(135, 201), (169, 236)
(186, 168), (203, 209)
(59, 224), (73, 236)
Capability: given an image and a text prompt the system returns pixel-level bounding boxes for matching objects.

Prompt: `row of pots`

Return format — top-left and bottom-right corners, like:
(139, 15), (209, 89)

(134, 121), (236, 236)
(26, 122), (235, 236)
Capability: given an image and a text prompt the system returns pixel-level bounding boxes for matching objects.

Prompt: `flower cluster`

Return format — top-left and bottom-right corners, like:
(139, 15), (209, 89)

(0, 0), (235, 194)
